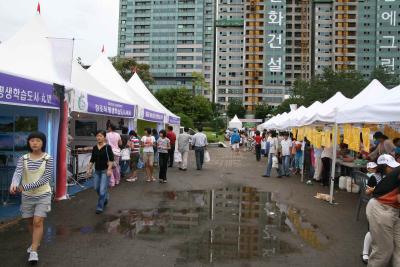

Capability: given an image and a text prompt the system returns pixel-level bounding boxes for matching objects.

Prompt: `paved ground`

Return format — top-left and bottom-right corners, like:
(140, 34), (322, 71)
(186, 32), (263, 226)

(0, 147), (368, 267)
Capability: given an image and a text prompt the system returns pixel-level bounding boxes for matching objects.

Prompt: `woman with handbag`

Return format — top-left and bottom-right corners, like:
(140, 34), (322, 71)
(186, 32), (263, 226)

(86, 130), (114, 214)
(106, 124), (122, 187)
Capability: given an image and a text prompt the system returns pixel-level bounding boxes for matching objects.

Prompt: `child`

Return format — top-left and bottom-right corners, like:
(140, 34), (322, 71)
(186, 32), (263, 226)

(157, 129), (171, 183)
(361, 161), (381, 264)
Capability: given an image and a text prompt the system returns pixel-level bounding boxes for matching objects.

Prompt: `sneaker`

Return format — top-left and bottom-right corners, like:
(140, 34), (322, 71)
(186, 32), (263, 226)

(126, 177), (137, 182)
(163, 180), (167, 183)
(361, 254), (369, 264)
(27, 245), (32, 253)
(28, 251), (39, 263)
(95, 209), (103, 214)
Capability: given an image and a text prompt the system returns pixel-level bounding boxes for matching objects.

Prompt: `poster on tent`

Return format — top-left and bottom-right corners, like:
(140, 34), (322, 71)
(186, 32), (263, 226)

(168, 116), (180, 125)
(0, 71), (59, 109)
(142, 108), (165, 123)
(71, 89), (135, 118)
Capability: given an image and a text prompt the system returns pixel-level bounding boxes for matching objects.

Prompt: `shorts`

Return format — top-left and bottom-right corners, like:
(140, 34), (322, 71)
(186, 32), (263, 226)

(143, 152), (154, 166)
(232, 143), (239, 150)
(130, 153), (140, 170)
(20, 194), (52, 218)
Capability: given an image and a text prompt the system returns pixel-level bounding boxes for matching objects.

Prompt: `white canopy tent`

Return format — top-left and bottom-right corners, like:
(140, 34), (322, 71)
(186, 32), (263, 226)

(271, 112), (288, 129)
(88, 54), (166, 124)
(228, 115), (242, 129)
(70, 60), (135, 118)
(127, 73), (180, 125)
(297, 101), (322, 127)
(336, 79), (388, 124)
(286, 105), (307, 128)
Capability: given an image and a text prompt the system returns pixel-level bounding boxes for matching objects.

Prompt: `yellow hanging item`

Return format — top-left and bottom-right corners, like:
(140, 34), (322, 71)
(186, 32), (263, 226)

(362, 127), (370, 153)
(343, 124), (351, 145)
(350, 127), (360, 152)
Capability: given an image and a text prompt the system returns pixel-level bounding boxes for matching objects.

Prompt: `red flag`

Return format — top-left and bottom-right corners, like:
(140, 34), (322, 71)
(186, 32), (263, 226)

(101, 45), (105, 53)
(37, 2), (41, 14)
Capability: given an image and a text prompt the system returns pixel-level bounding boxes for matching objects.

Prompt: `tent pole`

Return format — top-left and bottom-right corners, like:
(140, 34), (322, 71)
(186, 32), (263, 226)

(329, 123), (338, 204)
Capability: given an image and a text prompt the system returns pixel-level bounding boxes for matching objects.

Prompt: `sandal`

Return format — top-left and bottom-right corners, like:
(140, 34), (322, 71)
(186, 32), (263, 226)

(151, 177), (157, 182)
(146, 178), (152, 182)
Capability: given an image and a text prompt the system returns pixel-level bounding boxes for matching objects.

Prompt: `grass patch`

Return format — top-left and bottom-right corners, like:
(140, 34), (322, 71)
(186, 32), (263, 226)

(204, 131), (225, 143)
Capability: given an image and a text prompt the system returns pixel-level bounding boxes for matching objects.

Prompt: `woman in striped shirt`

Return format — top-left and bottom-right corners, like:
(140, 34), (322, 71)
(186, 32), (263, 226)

(10, 132), (54, 264)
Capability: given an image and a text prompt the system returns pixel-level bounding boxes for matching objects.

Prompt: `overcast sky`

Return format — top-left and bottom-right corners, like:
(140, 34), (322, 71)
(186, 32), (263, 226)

(0, 0), (119, 64)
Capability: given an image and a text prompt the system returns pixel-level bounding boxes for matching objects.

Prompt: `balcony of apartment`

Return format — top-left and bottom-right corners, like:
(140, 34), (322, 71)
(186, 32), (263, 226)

(245, 88), (263, 94)
(245, 79), (263, 86)
(245, 54), (264, 60)
(245, 63), (264, 69)
(245, 13), (264, 20)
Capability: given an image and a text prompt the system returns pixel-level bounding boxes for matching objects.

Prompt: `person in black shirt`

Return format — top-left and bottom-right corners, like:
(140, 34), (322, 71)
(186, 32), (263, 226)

(366, 154), (400, 267)
(86, 130), (114, 214)
(119, 127), (130, 178)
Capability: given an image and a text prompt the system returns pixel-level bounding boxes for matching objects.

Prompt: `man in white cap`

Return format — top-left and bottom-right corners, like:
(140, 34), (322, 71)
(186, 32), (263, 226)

(366, 154), (400, 267)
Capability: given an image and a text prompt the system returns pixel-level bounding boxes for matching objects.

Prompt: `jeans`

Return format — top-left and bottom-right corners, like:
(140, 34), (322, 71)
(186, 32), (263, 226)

(120, 160), (130, 176)
(93, 170), (109, 212)
(158, 152), (169, 180)
(168, 144), (175, 167)
(295, 153), (303, 170)
(264, 153), (275, 176)
(279, 155), (290, 176)
(194, 147), (205, 170)
(255, 144), (261, 161)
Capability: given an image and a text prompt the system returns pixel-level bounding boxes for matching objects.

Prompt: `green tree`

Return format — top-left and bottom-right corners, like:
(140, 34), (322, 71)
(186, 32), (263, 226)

(254, 103), (273, 121)
(112, 57), (154, 85)
(191, 72), (210, 96)
(227, 99), (246, 118)
(177, 112), (194, 129)
(371, 66), (400, 89)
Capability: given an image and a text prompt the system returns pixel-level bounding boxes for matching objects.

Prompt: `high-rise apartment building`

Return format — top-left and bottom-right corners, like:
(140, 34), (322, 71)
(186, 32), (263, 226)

(118, 0), (399, 113)
(118, 0), (214, 98)
(357, 0), (400, 78)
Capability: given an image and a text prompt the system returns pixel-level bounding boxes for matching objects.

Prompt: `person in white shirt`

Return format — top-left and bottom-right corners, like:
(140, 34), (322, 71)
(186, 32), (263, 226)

(279, 132), (292, 177)
(191, 126), (208, 170)
(263, 131), (279, 177)
(177, 127), (191, 171)
(141, 128), (156, 182)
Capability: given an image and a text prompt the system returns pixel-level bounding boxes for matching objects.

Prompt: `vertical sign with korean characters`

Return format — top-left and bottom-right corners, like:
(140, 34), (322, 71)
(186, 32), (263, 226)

(266, 0), (285, 76)
(0, 72), (59, 108)
(377, 0), (399, 73)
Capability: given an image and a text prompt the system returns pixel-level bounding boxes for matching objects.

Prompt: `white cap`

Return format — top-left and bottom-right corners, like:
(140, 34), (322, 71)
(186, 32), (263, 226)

(377, 154), (400, 168)
(367, 162), (378, 169)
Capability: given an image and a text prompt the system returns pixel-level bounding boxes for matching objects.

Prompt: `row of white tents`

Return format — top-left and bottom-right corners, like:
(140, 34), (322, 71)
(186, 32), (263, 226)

(258, 79), (400, 204)
(0, 14), (180, 126)
(259, 79), (399, 131)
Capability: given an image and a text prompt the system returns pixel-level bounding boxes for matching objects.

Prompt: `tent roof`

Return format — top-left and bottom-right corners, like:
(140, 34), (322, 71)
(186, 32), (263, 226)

(230, 115), (241, 123)
(287, 106), (307, 128)
(88, 54), (165, 121)
(71, 60), (133, 107)
(127, 73), (179, 123)
(335, 83), (399, 124)
(336, 79), (388, 123)
(0, 15), (64, 85)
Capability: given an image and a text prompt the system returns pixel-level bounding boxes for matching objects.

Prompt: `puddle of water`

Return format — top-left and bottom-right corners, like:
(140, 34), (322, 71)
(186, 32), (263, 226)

(99, 186), (329, 263)
(42, 186), (328, 263)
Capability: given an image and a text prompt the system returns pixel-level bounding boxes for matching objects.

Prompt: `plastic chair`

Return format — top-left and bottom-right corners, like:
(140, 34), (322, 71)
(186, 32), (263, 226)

(353, 171), (370, 221)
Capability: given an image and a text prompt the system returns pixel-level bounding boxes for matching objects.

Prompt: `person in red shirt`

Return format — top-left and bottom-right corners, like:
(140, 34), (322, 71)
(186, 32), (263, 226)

(254, 130), (262, 161)
(166, 126), (176, 167)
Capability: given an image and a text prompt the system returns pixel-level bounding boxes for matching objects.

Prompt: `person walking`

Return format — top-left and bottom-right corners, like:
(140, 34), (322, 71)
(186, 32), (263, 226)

(230, 128), (241, 155)
(263, 131), (279, 177)
(9, 132), (54, 264)
(106, 124), (122, 187)
(366, 154), (400, 267)
(119, 127), (130, 178)
(178, 127), (191, 171)
(157, 129), (171, 183)
(279, 132), (292, 177)
(86, 130), (113, 214)
(126, 130), (140, 182)
(254, 130), (262, 161)
(166, 126), (176, 167)
(192, 126), (208, 170)
(152, 128), (159, 167)
(141, 128), (156, 182)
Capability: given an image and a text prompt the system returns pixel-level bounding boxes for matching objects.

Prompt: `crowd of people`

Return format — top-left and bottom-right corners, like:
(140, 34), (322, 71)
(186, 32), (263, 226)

(8, 125), (208, 263)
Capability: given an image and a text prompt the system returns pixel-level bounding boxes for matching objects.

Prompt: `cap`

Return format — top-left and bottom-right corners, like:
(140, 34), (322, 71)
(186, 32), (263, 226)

(377, 154), (400, 168)
(367, 162), (377, 169)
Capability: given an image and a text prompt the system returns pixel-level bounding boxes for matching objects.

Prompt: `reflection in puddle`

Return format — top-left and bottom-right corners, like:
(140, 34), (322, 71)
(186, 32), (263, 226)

(100, 186), (328, 263)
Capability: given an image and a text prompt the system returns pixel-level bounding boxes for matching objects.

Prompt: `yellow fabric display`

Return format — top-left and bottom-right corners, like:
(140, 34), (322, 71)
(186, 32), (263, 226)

(343, 124), (351, 145)
(315, 131), (322, 149)
(305, 127), (312, 139)
(362, 127), (370, 153)
(349, 127), (360, 152)
(297, 127), (304, 140)
(384, 125), (400, 140)
(321, 132), (326, 147)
